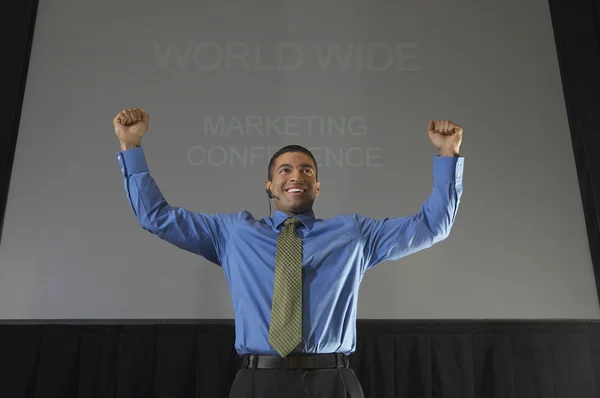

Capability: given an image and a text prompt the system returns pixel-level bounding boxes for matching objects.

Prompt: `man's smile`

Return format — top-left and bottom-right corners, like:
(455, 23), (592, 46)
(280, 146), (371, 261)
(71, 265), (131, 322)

(284, 186), (307, 195)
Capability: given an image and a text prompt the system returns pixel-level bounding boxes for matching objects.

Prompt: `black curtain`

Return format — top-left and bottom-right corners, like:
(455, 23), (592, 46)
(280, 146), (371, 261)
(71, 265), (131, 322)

(0, 0), (38, 240)
(3, 0), (600, 397)
(549, 0), (600, 306)
(2, 321), (600, 397)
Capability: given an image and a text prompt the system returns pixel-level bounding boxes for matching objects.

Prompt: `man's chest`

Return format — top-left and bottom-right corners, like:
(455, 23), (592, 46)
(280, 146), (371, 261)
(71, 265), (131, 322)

(223, 222), (360, 279)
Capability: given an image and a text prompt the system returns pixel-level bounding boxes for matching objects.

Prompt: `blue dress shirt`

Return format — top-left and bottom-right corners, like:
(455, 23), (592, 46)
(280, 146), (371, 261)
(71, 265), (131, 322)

(116, 147), (464, 356)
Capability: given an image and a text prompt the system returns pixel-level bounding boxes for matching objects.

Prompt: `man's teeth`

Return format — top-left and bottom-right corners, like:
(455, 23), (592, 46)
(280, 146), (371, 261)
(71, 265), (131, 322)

(287, 188), (303, 192)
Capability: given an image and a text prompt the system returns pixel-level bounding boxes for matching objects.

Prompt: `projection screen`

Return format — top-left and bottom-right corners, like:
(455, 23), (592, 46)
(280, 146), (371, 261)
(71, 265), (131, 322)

(0, 0), (598, 320)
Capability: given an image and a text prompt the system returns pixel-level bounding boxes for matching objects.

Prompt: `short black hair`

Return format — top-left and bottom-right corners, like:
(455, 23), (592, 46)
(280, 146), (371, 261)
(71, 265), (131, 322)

(267, 145), (318, 181)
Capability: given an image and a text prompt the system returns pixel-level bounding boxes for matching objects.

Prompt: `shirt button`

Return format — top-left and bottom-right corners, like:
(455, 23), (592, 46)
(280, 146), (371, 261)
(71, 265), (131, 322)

(458, 159), (462, 165)
(457, 172), (461, 177)
(117, 156), (121, 160)
(121, 168), (124, 173)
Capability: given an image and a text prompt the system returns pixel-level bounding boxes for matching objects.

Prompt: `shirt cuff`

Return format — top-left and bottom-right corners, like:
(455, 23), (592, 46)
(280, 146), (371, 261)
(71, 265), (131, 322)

(433, 155), (464, 184)
(116, 146), (148, 177)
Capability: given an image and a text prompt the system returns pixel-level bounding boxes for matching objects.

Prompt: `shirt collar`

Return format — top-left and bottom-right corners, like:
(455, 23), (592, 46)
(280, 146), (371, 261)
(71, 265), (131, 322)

(272, 209), (317, 230)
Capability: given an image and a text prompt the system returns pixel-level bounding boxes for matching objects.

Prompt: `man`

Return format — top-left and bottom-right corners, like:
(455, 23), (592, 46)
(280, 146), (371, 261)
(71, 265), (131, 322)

(113, 108), (464, 398)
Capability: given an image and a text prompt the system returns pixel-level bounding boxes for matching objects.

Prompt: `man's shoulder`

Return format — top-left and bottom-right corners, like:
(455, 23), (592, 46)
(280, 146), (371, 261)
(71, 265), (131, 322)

(313, 213), (365, 225)
(214, 209), (266, 224)
(319, 213), (383, 226)
(327, 213), (364, 221)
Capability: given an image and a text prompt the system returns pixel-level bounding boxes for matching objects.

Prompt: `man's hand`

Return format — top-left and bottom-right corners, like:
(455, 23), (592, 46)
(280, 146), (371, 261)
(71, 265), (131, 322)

(113, 108), (149, 151)
(428, 120), (463, 156)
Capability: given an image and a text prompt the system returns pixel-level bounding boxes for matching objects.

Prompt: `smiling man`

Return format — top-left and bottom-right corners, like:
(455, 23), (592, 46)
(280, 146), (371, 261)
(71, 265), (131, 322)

(113, 108), (464, 398)
(265, 145), (320, 216)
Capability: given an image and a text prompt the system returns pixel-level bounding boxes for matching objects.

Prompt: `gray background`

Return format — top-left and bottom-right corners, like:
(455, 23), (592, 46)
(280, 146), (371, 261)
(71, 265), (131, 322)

(0, 0), (597, 320)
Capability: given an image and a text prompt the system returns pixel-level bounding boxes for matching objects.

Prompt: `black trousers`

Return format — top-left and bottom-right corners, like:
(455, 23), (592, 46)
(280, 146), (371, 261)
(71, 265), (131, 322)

(228, 354), (365, 398)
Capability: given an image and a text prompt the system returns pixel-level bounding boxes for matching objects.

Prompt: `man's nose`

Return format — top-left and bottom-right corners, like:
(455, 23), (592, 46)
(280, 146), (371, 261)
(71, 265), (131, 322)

(289, 169), (303, 181)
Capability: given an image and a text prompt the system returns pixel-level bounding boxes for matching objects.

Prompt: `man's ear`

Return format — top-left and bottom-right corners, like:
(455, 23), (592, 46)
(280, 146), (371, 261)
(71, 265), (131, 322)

(315, 181), (320, 196)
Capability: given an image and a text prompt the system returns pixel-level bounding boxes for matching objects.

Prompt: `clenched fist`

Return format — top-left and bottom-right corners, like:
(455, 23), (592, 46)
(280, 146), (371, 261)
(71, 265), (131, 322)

(113, 108), (149, 150)
(428, 120), (462, 156)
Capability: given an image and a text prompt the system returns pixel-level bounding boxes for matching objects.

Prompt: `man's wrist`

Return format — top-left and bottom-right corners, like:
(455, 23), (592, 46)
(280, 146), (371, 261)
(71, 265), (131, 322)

(439, 147), (460, 157)
(120, 142), (140, 151)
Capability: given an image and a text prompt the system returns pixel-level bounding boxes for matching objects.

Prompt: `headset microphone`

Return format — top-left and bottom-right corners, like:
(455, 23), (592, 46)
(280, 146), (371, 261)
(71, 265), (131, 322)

(265, 188), (275, 217)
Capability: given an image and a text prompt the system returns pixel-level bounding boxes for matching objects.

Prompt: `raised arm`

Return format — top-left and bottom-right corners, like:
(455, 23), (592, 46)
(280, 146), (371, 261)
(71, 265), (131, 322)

(113, 108), (225, 265)
(356, 120), (465, 271)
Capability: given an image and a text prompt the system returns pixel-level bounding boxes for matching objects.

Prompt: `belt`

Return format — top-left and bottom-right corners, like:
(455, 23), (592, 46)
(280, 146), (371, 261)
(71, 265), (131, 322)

(242, 353), (349, 369)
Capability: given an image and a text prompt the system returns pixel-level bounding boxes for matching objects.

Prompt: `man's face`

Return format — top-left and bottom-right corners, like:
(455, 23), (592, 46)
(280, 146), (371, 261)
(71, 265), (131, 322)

(266, 151), (320, 215)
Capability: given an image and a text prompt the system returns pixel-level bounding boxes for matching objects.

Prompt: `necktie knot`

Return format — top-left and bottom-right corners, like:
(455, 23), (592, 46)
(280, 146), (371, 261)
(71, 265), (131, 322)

(284, 217), (301, 230)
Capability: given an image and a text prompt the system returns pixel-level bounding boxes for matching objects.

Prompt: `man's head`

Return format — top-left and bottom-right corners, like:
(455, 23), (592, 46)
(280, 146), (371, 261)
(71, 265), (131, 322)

(265, 145), (320, 216)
